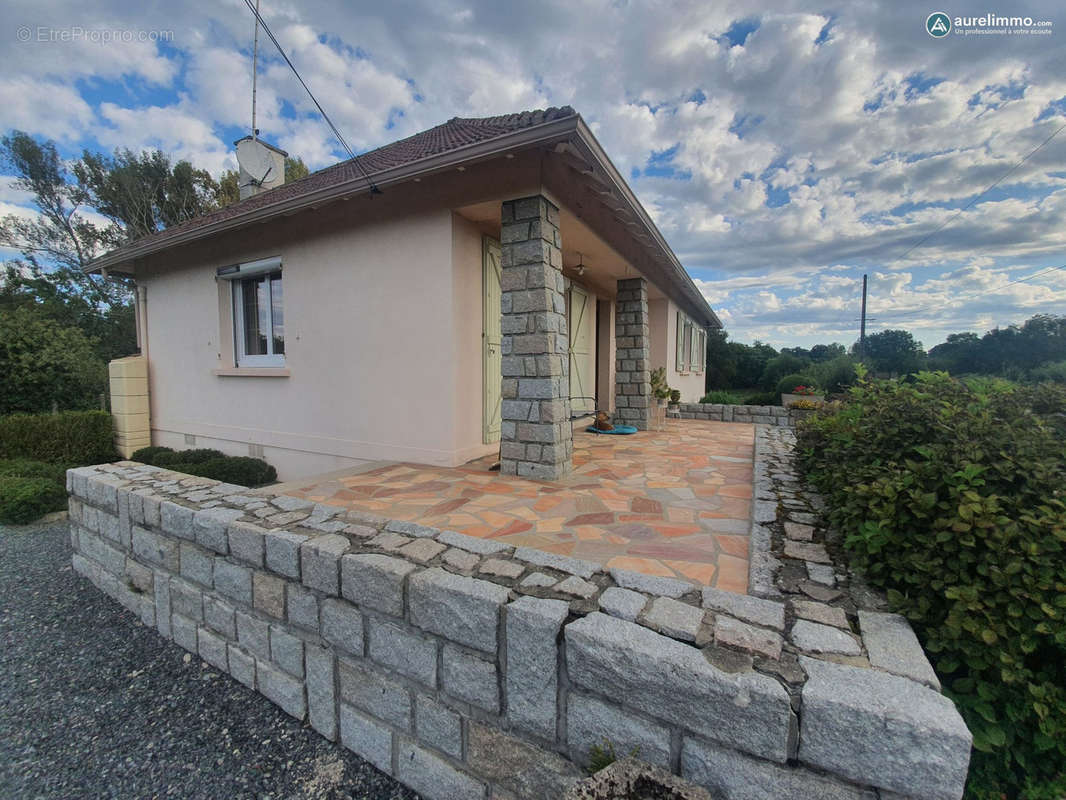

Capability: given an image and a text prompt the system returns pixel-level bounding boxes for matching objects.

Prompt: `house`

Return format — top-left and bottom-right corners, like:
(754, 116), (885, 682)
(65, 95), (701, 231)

(90, 107), (720, 481)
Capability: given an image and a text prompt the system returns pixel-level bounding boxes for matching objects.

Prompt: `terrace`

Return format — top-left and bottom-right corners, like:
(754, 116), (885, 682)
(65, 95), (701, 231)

(274, 419), (754, 592)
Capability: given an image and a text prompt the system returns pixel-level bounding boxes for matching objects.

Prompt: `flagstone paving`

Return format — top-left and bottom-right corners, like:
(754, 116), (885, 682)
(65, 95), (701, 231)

(284, 420), (755, 591)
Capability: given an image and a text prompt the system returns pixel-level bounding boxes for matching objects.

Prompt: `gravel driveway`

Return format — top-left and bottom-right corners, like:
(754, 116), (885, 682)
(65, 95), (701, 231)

(0, 520), (420, 800)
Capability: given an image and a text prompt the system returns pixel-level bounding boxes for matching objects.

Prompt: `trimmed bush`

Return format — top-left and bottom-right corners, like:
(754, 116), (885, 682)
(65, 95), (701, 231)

(133, 447), (276, 487)
(0, 476), (68, 524)
(130, 446), (174, 464)
(797, 373), (1066, 798)
(699, 390), (745, 404)
(742, 390), (779, 406)
(0, 411), (117, 464)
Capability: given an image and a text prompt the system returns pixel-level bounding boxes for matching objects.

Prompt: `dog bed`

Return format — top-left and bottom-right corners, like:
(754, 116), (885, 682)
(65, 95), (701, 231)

(585, 425), (639, 435)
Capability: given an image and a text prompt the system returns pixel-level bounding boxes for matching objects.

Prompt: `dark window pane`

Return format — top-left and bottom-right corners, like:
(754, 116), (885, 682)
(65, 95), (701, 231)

(242, 277), (268, 355)
(270, 273), (284, 355)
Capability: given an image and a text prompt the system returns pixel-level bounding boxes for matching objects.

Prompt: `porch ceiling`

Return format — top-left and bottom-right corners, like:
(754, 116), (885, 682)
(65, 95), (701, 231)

(278, 419), (754, 591)
(455, 199), (666, 301)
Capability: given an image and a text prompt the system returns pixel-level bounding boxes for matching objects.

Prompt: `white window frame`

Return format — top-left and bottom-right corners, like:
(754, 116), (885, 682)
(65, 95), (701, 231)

(223, 256), (285, 368)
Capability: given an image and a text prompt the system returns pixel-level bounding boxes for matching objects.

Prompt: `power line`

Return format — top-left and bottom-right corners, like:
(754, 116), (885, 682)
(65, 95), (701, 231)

(873, 263), (1066, 324)
(241, 0), (380, 194)
(890, 121), (1066, 266)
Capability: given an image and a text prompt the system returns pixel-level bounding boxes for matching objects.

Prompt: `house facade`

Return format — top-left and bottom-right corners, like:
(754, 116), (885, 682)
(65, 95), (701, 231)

(90, 108), (720, 481)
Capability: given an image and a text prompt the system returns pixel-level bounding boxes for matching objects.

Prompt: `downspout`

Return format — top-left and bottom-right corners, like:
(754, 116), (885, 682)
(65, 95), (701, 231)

(137, 284), (149, 361)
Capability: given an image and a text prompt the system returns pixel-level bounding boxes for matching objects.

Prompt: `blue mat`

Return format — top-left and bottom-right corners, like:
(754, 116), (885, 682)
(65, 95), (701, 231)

(585, 425), (638, 435)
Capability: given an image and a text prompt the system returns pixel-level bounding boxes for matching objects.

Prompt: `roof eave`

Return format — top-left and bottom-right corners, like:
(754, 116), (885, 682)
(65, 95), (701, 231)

(567, 117), (721, 329)
(85, 114), (583, 275)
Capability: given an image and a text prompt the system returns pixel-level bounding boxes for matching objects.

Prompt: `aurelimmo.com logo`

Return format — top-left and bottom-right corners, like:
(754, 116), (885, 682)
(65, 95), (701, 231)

(926, 11), (952, 36)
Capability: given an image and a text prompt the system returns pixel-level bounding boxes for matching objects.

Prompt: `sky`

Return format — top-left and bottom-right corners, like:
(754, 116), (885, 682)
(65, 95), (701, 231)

(1, 0), (1064, 350)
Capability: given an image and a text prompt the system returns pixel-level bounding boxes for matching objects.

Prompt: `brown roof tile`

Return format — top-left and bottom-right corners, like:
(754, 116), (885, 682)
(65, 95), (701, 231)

(116, 106), (577, 251)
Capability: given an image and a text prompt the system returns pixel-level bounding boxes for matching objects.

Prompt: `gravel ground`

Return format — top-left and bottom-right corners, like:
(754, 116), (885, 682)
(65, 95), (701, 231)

(0, 520), (420, 800)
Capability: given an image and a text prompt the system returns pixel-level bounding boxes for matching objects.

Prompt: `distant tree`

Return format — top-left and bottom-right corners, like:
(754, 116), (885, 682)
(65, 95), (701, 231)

(704, 328), (737, 390)
(858, 329), (925, 375)
(285, 156), (309, 182)
(809, 343), (846, 362)
(75, 148), (220, 240)
(759, 352), (811, 390)
(730, 340), (777, 388)
(928, 332), (982, 374)
(781, 346), (811, 360)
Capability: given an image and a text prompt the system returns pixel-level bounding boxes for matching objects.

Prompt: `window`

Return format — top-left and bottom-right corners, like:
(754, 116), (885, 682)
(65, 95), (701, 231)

(230, 258), (284, 367)
(676, 310), (705, 374)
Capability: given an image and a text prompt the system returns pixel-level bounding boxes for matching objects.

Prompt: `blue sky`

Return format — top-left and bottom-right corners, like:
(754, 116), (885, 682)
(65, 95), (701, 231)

(1, 0), (1064, 350)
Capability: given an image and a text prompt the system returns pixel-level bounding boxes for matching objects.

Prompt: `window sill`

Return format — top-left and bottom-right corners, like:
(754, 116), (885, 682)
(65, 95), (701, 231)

(213, 367), (290, 377)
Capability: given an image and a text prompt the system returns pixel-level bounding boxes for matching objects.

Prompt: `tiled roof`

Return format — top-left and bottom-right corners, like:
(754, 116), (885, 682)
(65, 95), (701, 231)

(115, 106), (578, 251)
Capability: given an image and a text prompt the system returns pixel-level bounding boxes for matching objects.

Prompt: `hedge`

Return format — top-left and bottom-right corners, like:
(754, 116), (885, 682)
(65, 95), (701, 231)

(132, 447), (277, 488)
(796, 372), (1066, 799)
(0, 476), (68, 524)
(0, 411), (117, 464)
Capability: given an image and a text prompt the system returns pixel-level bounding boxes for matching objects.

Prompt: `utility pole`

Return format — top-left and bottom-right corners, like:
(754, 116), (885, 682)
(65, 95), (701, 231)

(859, 273), (868, 359)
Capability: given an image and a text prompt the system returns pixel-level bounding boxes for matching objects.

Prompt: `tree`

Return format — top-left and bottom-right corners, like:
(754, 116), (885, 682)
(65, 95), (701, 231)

(730, 340), (778, 388)
(0, 131), (138, 365)
(858, 329), (925, 375)
(809, 343), (846, 362)
(928, 332), (982, 374)
(0, 132), (128, 309)
(704, 328), (737, 390)
(75, 148), (220, 240)
(0, 307), (107, 414)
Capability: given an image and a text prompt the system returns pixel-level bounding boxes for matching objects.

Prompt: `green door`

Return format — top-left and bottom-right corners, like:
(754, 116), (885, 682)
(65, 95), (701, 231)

(567, 284), (597, 415)
(483, 237), (502, 443)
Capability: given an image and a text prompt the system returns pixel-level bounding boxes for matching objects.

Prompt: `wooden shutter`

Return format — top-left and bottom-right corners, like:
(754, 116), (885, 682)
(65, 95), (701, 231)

(676, 311), (685, 371)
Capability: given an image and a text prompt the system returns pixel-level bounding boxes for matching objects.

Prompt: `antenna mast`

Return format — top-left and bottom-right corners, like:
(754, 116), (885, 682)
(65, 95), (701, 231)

(251, 0), (261, 139)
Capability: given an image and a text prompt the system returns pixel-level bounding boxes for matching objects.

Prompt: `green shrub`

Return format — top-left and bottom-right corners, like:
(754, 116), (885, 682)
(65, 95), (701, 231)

(0, 459), (69, 482)
(700, 390), (745, 404)
(0, 475), (68, 524)
(1028, 360), (1066, 385)
(171, 457), (276, 487)
(0, 410), (117, 464)
(743, 390), (780, 406)
(776, 373), (814, 397)
(807, 355), (859, 394)
(0, 307), (108, 415)
(131, 446), (174, 463)
(797, 373), (1066, 798)
(133, 446), (276, 487)
(758, 353), (810, 390)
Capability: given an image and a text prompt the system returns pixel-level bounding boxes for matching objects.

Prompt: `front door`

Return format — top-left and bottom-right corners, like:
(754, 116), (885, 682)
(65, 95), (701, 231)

(567, 284), (597, 415)
(482, 237), (502, 443)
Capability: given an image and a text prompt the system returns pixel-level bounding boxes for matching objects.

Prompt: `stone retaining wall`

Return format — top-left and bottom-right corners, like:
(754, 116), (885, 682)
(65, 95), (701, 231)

(673, 402), (800, 426)
(67, 462), (971, 800)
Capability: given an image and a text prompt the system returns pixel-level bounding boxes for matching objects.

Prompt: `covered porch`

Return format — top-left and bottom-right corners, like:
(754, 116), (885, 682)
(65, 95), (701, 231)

(273, 419), (753, 591)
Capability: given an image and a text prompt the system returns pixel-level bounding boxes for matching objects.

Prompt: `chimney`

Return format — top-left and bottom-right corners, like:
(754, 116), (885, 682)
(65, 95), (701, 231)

(234, 136), (288, 200)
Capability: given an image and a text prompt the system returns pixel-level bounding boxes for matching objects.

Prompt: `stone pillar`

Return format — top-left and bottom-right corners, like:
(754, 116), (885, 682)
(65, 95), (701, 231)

(498, 196), (573, 479)
(614, 278), (652, 430)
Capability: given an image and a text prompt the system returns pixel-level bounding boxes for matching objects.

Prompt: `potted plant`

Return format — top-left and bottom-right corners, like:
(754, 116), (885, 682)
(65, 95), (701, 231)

(650, 367), (671, 406)
(669, 389), (681, 406)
